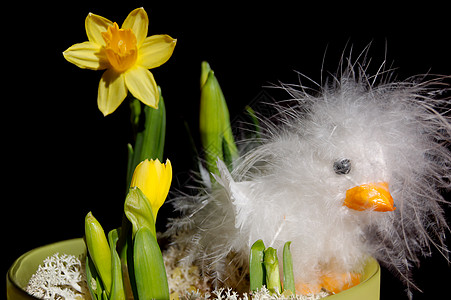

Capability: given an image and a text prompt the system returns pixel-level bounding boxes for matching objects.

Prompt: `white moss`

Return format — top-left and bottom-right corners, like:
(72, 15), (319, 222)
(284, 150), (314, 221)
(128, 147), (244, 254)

(175, 287), (329, 300)
(26, 253), (90, 300)
(163, 245), (330, 300)
(164, 244), (211, 296)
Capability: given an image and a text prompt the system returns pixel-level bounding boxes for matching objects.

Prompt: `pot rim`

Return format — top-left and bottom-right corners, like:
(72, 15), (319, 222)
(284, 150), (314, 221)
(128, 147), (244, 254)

(7, 238), (85, 300)
(7, 238), (380, 299)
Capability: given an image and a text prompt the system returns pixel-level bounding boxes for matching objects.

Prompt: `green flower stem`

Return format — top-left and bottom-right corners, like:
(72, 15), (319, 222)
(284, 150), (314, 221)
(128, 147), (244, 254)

(133, 227), (169, 300)
(126, 89), (166, 191)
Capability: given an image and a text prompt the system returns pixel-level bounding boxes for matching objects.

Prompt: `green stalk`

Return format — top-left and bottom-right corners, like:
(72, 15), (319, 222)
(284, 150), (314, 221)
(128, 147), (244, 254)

(126, 89), (166, 191)
(139, 88), (166, 163)
(129, 97), (142, 140)
(133, 227), (169, 300)
(263, 247), (282, 294)
(249, 239), (266, 292)
(283, 241), (295, 294)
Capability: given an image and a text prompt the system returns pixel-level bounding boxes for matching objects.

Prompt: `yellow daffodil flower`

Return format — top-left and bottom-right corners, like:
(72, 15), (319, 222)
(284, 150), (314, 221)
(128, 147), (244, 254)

(63, 8), (176, 116)
(130, 158), (172, 220)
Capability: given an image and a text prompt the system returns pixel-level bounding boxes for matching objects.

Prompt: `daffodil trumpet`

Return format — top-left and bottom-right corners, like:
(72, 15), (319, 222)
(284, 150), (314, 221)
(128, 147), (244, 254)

(63, 8), (176, 116)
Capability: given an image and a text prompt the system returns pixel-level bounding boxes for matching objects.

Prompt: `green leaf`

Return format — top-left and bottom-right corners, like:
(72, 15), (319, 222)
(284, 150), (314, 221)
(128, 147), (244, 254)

(129, 97), (142, 134)
(124, 187), (156, 239)
(264, 247), (282, 294)
(283, 241), (295, 294)
(108, 229), (125, 300)
(133, 227), (169, 300)
(128, 135), (144, 191)
(126, 143), (135, 192)
(126, 89), (166, 191)
(85, 254), (104, 300)
(102, 290), (109, 300)
(245, 105), (261, 140)
(249, 239), (266, 292)
(117, 224), (137, 300)
(220, 99), (238, 168)
(85, 212), (112, 296)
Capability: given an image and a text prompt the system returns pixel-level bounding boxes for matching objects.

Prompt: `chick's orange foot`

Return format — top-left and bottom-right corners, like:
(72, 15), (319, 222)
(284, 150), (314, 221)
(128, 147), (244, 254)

(295, 272), (361, 295)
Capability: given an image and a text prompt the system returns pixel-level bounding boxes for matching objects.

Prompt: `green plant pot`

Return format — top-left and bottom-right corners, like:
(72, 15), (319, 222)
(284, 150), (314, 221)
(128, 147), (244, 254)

(6, 239), (380, 300)
(6, 238), (86, 300)
(326, 257), (380, 300)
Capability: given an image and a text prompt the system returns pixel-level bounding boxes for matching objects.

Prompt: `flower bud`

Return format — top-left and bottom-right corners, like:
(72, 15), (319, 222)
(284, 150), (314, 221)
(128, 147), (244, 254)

(199, 62), (238, 176)
(85, 212), (112, 295)
(264, 247), (282, 294)
(130, 158), (172, 221)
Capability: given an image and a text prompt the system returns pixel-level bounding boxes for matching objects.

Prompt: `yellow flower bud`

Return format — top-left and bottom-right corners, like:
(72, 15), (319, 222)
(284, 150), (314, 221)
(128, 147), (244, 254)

(130, 158), (172, 220)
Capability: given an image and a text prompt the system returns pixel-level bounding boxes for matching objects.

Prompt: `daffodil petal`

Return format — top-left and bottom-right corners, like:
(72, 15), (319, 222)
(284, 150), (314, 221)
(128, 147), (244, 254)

(159, 159), (172, 203)
(130, 158), (172, 220)
(138, 35), (177, 69)
(85, 12), (113, 47)
(146, 161), (159, 203)
(63, 41), (109, 70)
(124, 67), (159, 109)
(131, 160), (150, 195)
(154, 159), (172, 216)
(98, 70), (127, 116)
(122, 7), (148, 46)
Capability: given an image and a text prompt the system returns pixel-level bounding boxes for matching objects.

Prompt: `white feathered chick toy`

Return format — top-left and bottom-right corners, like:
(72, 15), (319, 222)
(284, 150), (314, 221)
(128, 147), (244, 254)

(167, 57), (451, 298)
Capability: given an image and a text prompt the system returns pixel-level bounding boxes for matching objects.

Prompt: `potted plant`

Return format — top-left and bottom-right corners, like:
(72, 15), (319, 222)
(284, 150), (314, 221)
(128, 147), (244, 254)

(7, 6), (451, 300)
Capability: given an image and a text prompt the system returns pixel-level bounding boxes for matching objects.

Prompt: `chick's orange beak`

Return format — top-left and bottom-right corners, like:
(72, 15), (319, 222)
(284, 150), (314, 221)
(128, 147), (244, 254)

(344, 182), (396, 212)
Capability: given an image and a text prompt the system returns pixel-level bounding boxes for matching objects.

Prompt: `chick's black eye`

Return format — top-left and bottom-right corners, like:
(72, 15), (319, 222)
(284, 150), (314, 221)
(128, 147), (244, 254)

(333, 158), (351, 175)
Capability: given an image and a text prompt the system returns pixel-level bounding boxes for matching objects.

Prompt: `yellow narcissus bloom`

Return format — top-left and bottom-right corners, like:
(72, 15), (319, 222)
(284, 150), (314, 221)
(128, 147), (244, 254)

(63, 8), (176, 116)
(130, 158), (172, 220)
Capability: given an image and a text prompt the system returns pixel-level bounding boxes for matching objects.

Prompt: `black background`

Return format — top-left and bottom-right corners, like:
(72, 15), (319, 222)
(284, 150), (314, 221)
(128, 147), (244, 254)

(4, 1), (451, 299)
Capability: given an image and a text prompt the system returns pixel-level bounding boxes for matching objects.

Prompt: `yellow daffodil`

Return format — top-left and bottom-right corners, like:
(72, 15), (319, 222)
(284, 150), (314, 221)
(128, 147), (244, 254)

(130, 158), (172, 220)
(63, 8), (176, 116)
